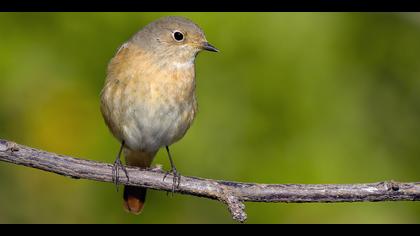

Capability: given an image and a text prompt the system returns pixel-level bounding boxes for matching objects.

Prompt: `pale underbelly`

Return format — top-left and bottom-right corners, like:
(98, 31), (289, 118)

(120, 100), (196, 152)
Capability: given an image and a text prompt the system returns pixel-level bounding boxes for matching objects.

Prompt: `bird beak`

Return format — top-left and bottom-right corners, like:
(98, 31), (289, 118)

(201, 42), (219, 52)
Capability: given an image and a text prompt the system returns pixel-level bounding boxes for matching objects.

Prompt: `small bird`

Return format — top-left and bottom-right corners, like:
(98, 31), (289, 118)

(100, 16), (218, 215)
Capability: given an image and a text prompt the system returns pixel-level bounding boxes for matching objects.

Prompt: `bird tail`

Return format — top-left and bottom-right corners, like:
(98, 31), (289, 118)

(123, 148), (156, 215)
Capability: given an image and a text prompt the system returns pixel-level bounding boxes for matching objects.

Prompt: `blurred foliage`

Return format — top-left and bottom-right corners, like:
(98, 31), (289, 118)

(0, 12), (420, 223)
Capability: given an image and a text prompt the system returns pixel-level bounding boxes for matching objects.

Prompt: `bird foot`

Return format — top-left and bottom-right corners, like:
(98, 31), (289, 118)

(112, 158), (129, 192)
(163, 167), (181, 196)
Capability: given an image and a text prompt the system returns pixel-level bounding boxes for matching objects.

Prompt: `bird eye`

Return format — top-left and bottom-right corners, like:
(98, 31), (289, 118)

(173, 31), (184, 42)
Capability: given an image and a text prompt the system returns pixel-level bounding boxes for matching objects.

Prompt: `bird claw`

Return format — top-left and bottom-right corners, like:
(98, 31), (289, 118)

(163, 167), (181, 196)
(112, 158), (129, 192)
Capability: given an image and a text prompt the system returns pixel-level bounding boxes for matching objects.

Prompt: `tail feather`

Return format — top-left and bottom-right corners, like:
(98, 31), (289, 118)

(123, 148), (156, 215)
(123, 185), (147, 215)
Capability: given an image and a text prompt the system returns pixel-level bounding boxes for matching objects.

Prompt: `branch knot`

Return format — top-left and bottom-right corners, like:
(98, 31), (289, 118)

(217, 185), (247, 223)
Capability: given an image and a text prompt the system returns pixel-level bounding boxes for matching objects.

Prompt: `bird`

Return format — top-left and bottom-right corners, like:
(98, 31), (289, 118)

(100, 16), (218, 215)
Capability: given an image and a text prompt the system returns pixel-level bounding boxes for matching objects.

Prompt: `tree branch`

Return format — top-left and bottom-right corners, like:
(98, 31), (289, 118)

(0, 139), (419, 223)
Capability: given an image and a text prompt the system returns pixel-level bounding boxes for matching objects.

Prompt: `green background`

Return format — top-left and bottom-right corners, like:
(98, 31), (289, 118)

(0, 12), (419, 223)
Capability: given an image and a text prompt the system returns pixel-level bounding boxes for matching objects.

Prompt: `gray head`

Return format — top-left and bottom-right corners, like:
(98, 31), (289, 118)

(130, 16), (218, 61)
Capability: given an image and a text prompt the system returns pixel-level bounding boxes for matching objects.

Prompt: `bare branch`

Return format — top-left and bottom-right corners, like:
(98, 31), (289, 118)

(0, 139), (419, 223)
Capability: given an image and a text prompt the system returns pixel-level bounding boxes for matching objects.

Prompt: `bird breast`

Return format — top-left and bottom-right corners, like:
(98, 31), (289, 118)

(101, 46), (197, 153)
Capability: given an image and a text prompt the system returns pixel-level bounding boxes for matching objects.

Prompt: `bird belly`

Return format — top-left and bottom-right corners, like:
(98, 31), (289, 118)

(122, 98), (196, 152)
(101, 51), (197, 153)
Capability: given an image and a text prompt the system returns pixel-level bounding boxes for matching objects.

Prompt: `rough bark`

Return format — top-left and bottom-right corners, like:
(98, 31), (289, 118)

(1, 139), (419, 223)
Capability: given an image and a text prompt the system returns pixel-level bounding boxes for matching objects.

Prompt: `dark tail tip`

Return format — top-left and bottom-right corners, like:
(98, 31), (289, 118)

(123, 186), (147, 215)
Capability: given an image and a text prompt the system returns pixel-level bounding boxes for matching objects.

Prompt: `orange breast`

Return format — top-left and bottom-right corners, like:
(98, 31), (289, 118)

(100, 43), (197, 152)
